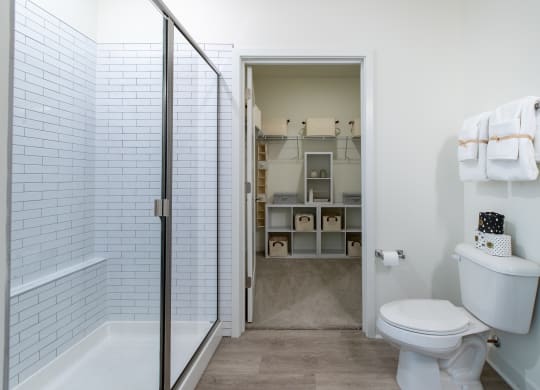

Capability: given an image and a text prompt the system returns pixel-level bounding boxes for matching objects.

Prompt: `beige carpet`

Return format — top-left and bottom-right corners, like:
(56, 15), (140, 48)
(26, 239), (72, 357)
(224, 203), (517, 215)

(248, 256), (362, 329)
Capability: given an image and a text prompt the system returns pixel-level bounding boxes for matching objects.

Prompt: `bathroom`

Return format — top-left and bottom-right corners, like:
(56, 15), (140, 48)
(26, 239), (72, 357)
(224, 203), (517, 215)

(0, 0), (540, 389)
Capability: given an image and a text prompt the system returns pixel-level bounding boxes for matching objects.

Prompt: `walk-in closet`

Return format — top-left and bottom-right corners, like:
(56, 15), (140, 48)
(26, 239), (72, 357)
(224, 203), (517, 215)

(245, 65), (362, 329)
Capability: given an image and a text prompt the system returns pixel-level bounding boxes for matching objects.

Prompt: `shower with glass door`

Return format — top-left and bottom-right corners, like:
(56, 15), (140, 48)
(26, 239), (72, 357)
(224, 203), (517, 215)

(7, 0), (221, 388)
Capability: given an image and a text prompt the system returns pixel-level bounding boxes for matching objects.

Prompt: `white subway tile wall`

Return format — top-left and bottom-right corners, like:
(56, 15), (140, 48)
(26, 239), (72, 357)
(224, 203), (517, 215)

(10, 0), (233, 386)
(9, 264), (107, 387)
(10, 0), (102, 386)
(11, 0), (97, 288)
(94, 42), (163, 322)
(171, 37), (219, 325)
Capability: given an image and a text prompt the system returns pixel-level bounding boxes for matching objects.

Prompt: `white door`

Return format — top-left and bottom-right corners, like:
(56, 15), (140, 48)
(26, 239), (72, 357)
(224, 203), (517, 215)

(245, 66), (256, 322)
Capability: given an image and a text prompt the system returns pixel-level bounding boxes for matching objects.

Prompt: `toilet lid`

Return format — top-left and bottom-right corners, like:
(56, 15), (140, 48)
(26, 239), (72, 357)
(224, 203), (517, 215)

(380, 299), (470, 335)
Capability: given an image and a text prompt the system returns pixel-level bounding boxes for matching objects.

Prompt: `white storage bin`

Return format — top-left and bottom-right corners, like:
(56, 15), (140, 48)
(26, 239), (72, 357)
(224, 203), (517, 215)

(254, 105), (262, 130)
(306, 117), (336, 137)
(351, 117), (361, 137)
(262, 117), (288, 136)
(295, 214), (314, 231)
(348, 240), (361, 257)
(269, 236), (288, 257)
(322, 215), (341, 231)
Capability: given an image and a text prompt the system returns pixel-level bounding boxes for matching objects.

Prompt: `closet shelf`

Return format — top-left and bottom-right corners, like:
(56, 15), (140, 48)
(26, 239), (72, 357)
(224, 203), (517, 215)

(257, 135), (360, 141)
(258, 135), (360, 160)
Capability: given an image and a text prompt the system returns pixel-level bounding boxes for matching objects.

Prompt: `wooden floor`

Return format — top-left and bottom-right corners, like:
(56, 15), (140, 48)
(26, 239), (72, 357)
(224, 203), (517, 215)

(197, 330), (510, 390)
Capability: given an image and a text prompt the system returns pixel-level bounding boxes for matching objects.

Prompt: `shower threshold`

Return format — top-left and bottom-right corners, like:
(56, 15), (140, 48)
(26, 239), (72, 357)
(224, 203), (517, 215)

(13, 321), (214, 390)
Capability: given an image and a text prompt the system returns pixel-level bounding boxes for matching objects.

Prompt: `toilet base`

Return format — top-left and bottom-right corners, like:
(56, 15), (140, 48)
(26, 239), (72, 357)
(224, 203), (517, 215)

(396, 335), (486, 390)
(397, 350), (443, 390)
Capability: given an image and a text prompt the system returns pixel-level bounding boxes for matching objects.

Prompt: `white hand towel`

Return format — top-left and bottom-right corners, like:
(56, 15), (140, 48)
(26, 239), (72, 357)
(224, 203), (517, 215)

(487, 97), (539, 181)
(458, 114), (489, 161)
(535, 107), (540, 161)
(459, 112), (491, 181)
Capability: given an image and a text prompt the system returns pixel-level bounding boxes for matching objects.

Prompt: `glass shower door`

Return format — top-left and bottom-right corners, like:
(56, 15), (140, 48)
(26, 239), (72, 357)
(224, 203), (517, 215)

(168, 26), (219, 386)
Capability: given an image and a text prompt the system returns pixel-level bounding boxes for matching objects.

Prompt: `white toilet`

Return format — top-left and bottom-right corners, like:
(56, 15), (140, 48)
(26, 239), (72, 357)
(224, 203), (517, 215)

(377, 243), (540, 390)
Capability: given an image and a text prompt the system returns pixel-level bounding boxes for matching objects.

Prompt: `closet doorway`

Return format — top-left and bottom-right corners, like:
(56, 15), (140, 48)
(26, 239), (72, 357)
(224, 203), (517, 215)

(239, 58), (375, 334)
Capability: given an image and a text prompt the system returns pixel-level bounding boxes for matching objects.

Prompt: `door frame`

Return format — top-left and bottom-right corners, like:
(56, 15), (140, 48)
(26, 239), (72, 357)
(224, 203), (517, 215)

(231, 50), (376, 338)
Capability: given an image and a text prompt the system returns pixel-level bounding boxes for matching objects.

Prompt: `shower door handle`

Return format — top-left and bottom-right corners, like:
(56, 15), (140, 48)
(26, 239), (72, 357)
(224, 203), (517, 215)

(154, 199), (170, 217)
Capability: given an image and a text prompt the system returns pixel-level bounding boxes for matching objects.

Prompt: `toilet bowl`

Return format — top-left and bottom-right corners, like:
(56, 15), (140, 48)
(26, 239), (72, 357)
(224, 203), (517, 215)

(377, 243), (540, 390)
(377, 299), (489, 390)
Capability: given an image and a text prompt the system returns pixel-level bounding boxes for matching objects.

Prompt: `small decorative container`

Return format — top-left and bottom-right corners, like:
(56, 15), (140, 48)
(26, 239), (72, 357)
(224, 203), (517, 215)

(478, 212), (505, 234)
(269, 236), (288, 257)
(322, 215), (342, 231)
(483, 233), (512, 257)
(295, 214), (314, 231)
(474, 230), (486, 249)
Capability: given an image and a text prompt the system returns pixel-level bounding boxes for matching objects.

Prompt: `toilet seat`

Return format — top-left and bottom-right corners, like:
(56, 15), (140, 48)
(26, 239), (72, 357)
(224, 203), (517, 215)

(377, 299), (490, 357)
(380, 299), (470, 336)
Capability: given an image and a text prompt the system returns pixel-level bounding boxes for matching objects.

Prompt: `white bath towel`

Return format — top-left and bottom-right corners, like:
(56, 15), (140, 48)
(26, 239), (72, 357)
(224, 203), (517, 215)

(459, 112), (491, 181)
(487, 97), (540, 181)
(535, 106), (540, 161)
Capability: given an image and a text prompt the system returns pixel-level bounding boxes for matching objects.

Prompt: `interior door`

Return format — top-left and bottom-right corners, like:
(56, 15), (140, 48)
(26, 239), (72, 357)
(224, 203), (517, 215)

(245, 66), (256, 322)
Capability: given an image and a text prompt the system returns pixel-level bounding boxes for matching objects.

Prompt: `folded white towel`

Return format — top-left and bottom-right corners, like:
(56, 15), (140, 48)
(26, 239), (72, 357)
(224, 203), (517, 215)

(535, 107), (540, 161)
(487, 97), (539, 181)
(487, 119), (520, 160)
(459, 112), (491, 181)
(458, 114), (489, 161)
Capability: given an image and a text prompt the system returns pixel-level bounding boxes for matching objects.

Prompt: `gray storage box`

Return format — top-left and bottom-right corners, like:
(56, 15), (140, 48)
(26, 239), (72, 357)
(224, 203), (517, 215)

(273, 193), (299, 204)
(343, 193), (362, 205)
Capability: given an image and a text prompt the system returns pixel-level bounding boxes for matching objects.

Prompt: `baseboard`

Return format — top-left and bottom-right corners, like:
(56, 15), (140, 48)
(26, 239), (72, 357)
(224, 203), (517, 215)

(176, 321), (223, 390)
(487, 355), (539, 390)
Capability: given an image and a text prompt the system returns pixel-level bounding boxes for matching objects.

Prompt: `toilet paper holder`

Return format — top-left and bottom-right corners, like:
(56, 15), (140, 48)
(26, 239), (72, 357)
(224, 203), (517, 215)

(375, 249), (405, 260)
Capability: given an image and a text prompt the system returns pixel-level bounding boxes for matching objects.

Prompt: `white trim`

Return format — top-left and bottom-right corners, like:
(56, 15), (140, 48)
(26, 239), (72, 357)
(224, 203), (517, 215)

(231, 49), (376, 338)
(486, 355), (532, 390)
(10, 256), (107, 297)
(176, 322), (223, 390)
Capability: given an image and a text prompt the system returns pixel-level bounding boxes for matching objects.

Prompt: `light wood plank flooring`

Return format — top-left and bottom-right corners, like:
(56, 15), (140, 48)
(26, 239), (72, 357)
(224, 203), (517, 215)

(197, 330), (510, 390)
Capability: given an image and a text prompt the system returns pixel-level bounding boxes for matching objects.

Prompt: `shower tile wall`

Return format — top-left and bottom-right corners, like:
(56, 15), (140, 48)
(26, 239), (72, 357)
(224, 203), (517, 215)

(9, 1), (105, 386)
(95, 43), (233, 330)
(9, 0), (233, 385)
(94, 43), (163, 320)
(11, 0), (96, 288)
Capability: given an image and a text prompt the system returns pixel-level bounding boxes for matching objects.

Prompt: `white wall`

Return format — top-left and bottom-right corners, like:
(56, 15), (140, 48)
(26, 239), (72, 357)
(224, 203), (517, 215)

(462, 0), (540, 388)
(31, 0), (97, 39)
(30, 0), (163, 43)
(168, 0), (465, 314)
(95, 0), (162, 43)
(0, 0), (12, 387)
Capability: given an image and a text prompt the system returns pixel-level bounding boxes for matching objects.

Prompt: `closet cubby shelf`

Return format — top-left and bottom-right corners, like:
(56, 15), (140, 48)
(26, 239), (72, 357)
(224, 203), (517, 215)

(265, 204), (361, 259)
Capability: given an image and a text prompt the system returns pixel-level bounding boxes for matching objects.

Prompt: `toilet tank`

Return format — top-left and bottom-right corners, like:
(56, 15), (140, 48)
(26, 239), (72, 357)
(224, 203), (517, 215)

(455, 243), (540, 334)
